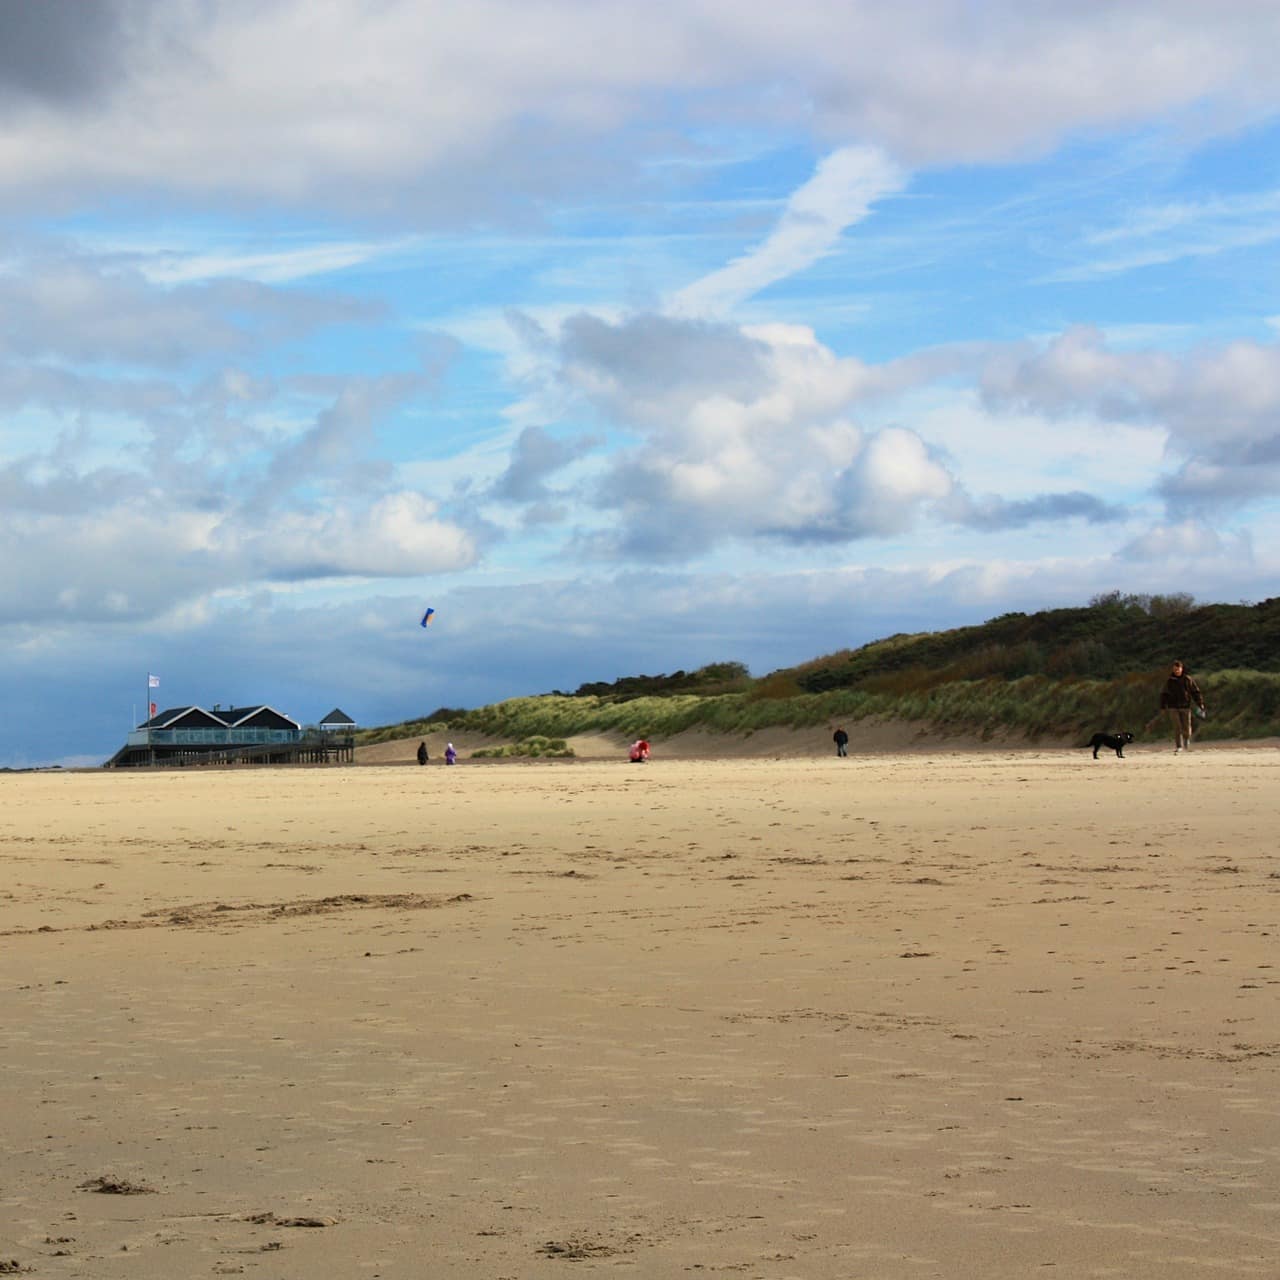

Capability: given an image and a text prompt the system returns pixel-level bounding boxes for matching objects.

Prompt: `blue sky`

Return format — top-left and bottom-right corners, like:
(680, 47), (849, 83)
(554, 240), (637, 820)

(4, 1), (1280, 766)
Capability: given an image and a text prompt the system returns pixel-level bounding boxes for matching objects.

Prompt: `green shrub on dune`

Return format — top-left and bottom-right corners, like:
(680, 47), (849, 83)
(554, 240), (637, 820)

(471, 736), (575, 759)
(360, 718), (450, 745)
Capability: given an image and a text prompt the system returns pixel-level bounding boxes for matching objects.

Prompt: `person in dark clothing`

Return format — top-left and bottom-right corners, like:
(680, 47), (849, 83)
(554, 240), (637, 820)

(833, 727), (849, 757)
(1159, 660), (1205, 754)
(416, 741), (429, 766)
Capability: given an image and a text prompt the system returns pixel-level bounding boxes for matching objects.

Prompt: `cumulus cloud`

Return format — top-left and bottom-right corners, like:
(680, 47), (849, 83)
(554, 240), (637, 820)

(257, 375), (423, 502)
(0, 386), (478, 624)
(479, 308), (1151, 559)
(1119, 519), (1234, 562)
(981, 326), (1280, 514)
(982, 326), (1280, 446)
(238, 491), (478, 581)
(559, 312), (776, 422)
(535, 312), (1127, 558)
(490, 425), (598, 505)
(0, 249), (377, 368)
(0, 242), (476, 627)
(824, 427), (953, 539)
(0, 486), (477, 626)
(559, 315), (950, 555)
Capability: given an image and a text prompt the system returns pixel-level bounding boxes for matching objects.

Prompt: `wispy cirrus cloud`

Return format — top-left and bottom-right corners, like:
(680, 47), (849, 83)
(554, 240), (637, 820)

(669, 146), (906, 316)
(129, 236), (423, 287)
(1044, 188), (1280, 281)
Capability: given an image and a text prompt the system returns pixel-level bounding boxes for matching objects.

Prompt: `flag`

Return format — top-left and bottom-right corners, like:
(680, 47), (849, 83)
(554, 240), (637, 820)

(149, 702), (157, 717)
(148, 674), (160, 688)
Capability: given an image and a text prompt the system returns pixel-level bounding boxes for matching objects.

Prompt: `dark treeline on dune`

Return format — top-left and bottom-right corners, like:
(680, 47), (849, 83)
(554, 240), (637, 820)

(784, 592), (1280, 693)
(362, 594), (1280, 748)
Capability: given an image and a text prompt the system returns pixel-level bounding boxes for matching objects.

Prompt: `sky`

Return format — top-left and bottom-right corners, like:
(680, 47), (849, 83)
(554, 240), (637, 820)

(4, 0), (1280, 766)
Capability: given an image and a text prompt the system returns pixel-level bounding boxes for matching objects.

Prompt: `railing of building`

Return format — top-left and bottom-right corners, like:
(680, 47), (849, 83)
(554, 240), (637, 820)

(125, 728), (302, 747)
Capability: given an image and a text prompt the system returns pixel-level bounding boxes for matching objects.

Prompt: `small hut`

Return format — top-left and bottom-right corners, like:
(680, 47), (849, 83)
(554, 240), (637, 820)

(319, 708), (357, 733)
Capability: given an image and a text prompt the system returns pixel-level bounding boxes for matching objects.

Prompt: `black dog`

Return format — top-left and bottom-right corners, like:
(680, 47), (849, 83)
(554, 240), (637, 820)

(1089, 731), (1134, 759)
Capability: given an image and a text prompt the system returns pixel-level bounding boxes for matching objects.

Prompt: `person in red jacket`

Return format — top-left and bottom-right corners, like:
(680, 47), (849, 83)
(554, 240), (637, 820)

(629, 739), (650, 763)
(1159, 660), (1206, 754)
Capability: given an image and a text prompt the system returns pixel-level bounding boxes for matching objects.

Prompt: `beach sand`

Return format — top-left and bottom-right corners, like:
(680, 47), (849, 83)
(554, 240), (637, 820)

(2, 742), (1278, 1277)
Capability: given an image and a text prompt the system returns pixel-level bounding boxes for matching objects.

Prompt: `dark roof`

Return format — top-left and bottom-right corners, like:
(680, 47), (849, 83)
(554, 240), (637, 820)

(142, 706), (228, 730)
(137, 704), (300, 731)
(319, 707), (356, 726)
(227, 706), (301, 731)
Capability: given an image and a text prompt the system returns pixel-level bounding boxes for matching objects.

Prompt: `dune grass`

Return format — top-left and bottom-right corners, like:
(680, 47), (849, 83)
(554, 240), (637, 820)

(359, 667), (1280, 750)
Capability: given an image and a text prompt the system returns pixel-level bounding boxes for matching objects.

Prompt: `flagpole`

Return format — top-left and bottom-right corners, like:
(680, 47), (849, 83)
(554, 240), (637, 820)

(145, 673), (162, 766)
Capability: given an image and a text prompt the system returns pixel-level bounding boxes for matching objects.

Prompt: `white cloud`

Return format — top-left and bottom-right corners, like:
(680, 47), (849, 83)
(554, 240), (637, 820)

(833, 426), (953, 534)
(889, 387), (1167, 499)
(239, 492), (478, 580)
(0, 261), (477, 625)
(1120, 519), (1235, 561)
(1045, 188), (1280, 281)
(1086, 190), (1280, 248)
(126, 236), (421, 286)
(670, 146), (906, 316)
(0, 487), (477, 626)
(979, 328), (1280, 518)
(982, 325), (1280, 452)
(0, 248), (374, 368)
(2, 2), (1279, 212)
(537, 313), (1143, 557)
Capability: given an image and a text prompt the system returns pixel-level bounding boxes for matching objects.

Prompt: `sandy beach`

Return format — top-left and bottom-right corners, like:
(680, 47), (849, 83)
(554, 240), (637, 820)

(2, 742), (1278, 1278)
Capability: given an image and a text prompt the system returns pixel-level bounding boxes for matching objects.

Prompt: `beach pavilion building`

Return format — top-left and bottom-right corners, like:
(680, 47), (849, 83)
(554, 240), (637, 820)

(106, 703), (353, 768)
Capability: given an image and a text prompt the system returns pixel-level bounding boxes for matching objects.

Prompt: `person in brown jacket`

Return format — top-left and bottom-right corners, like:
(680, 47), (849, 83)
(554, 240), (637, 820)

(1159, 659), (1206, 753)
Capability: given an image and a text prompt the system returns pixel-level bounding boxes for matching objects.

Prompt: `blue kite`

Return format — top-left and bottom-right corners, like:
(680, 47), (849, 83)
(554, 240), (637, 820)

(420, 607), (435, 628)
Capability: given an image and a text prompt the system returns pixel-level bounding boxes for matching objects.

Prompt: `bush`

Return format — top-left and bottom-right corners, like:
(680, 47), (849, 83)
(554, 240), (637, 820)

(746, 672), (806, 701)
(471, 736), (575, 759)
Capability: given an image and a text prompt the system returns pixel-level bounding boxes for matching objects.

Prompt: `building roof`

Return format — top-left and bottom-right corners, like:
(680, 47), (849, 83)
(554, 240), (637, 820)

(319, 707), (356, 726)
(138, 704), (301, 731)
(142, 706), (228, 730)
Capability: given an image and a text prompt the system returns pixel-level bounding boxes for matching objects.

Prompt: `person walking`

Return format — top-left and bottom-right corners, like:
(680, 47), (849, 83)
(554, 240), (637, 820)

(833, 727), (849, 757)
(416, 741), (429, 766)
(1159, 659), (1206, 754)
(444, 742), (458, 765)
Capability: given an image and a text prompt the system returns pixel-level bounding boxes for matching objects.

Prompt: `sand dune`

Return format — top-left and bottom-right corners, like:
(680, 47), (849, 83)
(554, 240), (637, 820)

(2, 746), (1278, 1277)
(355, 719), (1043, 766)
